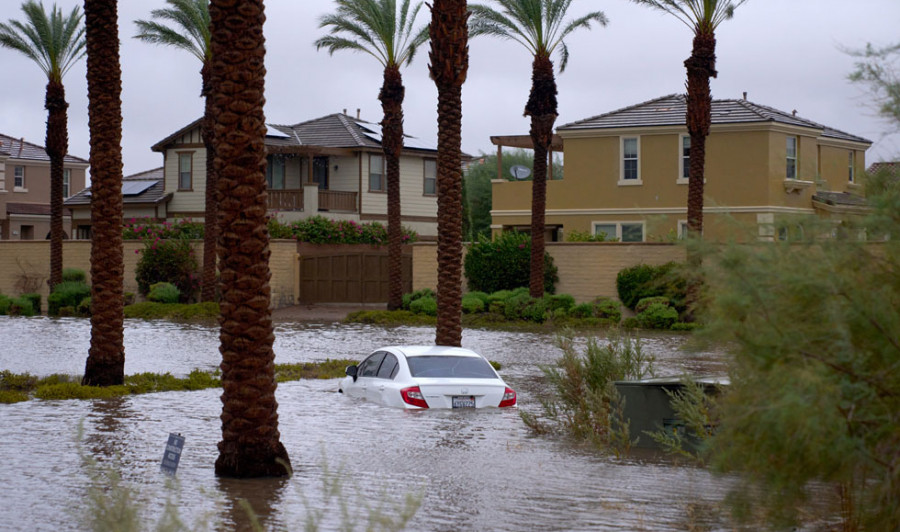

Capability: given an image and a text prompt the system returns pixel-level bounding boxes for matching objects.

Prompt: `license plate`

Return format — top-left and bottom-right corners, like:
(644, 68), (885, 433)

(452, 395), (476, 408)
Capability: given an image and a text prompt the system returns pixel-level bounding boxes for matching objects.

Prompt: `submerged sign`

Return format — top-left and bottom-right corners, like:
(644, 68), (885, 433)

(160, 433), (185, 475)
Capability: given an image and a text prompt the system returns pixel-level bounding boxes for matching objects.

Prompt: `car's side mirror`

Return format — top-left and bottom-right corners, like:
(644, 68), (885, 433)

(346, 365), (358, 382)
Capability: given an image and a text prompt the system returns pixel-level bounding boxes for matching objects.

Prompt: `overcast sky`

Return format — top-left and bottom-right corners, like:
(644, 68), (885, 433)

(2, 0), (899, 178)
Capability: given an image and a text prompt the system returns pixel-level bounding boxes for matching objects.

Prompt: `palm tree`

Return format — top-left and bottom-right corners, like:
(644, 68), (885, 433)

(429, 0), (469, 347)
(315, 0), (429, 312)
(630, 0), (746, 239)
(469, 0), (606, 298)
(0, 1), (85, 292)
(135, 0), (218, 303)
(81, 0), (125, 386)
(209, 0), (291, 478)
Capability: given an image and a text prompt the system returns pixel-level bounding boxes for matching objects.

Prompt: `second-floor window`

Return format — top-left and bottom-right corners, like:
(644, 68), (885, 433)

(178, 152), (193, 190)
(621, 137), (639, 182)
(848, 151), (855, 183)
(786, 137), (798, 179)
(14, 166), (25, 189)
(423, 159), (436, 195)
(369, 154), (385, 192)
(681, 136), (690, 181)
(63, 168), (71, 198)
(266, 155), (285, 190)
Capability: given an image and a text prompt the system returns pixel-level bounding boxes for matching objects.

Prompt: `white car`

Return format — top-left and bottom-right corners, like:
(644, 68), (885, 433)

(338, 345), (517, 409)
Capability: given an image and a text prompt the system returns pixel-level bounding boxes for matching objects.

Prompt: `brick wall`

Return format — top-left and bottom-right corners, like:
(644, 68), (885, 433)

(411, 241), (685, 303)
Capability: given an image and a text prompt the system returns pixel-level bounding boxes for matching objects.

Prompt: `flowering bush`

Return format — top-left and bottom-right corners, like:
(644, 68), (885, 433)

(134, 237), (199, 302)
(123, 218), (204, 241)
(267, 216), (418, 245)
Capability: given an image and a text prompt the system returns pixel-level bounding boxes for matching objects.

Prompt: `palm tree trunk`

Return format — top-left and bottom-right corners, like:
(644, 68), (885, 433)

(82, 0), (125, 387)
(684, 31), (716, 239)
(200, 63), (218, 303)
(525, 54), (558, 299)
(210, 0), (291, 478)
(430, 0), (468, 348)
(380, 65), (405, 311)
(45, 80), (68, 292)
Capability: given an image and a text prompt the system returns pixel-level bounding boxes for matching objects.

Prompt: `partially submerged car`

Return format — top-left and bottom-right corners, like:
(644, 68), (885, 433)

(338, 345), (516, 409)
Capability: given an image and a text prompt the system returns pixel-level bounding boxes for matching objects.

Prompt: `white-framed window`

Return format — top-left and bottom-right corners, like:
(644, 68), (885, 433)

(620, 137), (641, 184)
(14, 166), (25, 189)
(63, 168), (71, 198)
(592, 221), (645, 242)
(423, 159), (436, 195)
(369, 154), (385, 192)
(786, 136), (798, 179)
(678, 220), (690, 239)
(678, 135), (690, 183)
(848, 151), (855, 183)
(177, 152), (193, 190)
(266, 154), (285, 190)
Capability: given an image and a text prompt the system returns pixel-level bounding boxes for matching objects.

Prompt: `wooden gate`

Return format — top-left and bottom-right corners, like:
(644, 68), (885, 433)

(297, 245), (412, 303)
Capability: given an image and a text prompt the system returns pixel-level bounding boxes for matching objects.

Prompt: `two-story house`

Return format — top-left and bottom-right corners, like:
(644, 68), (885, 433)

(490, 94), (872, 242)
(152, 111), (447, 239)
(0, 133), (88, 240)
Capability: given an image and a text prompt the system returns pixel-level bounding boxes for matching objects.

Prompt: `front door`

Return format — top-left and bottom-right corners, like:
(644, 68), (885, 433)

(313, 156), (329, 190)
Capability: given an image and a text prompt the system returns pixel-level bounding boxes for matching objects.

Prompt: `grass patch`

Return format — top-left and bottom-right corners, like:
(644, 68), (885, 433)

(1, 360), (349, 403)
(345, 309), (627, 332)
(124, 301), (220, 320)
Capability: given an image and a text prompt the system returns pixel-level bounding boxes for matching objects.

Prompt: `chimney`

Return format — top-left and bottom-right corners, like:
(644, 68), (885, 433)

(792, 110), (797, 117)
(356, 108), (360, 119)
(742, 91), (747, 100)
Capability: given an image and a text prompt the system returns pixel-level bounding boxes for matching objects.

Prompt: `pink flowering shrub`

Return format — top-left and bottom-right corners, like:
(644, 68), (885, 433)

(123, 217), (204, 241)
(134, 237), (199, 302)
(267, 215), (417, 245)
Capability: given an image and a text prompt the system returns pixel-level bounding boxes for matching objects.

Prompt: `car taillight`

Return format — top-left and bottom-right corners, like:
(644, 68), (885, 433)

(400, 386), (429, 408)
(498, 387), (517, 408)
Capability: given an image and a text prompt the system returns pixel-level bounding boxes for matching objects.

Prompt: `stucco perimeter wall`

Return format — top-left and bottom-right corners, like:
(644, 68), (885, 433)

(0, 240), (301, 311)
(412, 242), (685, 303)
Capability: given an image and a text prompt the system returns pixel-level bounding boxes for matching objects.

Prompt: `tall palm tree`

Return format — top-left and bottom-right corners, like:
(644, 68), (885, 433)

(0, 1), (85, 292)
(429, 0), (469, 347)
(630, 0), (746, 239)
(469, 0), (606, 298)
(81, 0), (125, 387)
(315, 0), (429, 312)
(135, 0), (218, 303)
(209, 0), (291, 478)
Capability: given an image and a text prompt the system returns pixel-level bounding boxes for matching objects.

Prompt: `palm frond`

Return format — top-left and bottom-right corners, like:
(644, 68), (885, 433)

(133, 0), (210, 64)
(0, 1), (85, 82)
(629, 0), (747, 32)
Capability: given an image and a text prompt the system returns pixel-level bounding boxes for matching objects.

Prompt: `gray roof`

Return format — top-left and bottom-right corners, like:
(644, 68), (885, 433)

(0, 133), (89, 164)
(558, 94), (871, 144)
(64, 167), (169, 207)
(269, 113), (439, 153)
(812, 191), (869, 207)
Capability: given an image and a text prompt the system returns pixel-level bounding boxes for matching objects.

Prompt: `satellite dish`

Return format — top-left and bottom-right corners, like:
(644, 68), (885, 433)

(510, 165), (531, 180)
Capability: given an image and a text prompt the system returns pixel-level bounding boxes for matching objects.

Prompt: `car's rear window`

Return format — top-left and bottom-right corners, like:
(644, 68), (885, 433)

(407, 356), (497, 379)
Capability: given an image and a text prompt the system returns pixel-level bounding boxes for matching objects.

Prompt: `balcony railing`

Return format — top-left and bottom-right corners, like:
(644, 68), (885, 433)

(319, 190), (357, 212)
(268, 189), (303, 211)
(266, 188), (358, 213)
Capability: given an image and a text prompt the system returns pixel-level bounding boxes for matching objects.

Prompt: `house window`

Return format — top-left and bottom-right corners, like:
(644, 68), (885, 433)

(14, 166), (25, 189)
(266, 155), (285, 190)
(63, 168), (71, 198)
(20, 225), (34, 240)
(680, 136), (690, 181)
(592, 222), (645, 242)
(621, 137), (639, 182)
(369, 154), (385, 192)
(423, 159), (436, 195)
(848, 151), (855, 183)
(178, 152), (193, 190)
(786, 137), (797, 179)
(679, 220), (690, 239)
(76, 225), (92, 240)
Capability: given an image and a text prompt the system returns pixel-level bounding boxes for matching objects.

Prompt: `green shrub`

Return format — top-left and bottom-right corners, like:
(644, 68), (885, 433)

(76, 297), (91, 317)
(622, 317), (640, 328)
(0, 390), (29, 403)
(616, 262), (686, 312)
(636, 303), (679, 329)
(670, 322), (701, 332)
(0, 294), (11, 315)
(592, 297), (622, 323)
(58, 306), (75, 317)
(409, 296), (437, 316)
(569, 303), (593, 319)
(148, 282), (181, 304)
(545, 293), (575, 313)
(123, 217), (204, 240)
(267, 215), (417, 245)
(401, 288), (435, 310)
(124, 292), (135, 305)
(566, 229), (616, 242)
(9, 297), (35, 317)
(461, 293), (485, 314)
(467, 291), (491, 306)
(21, 293), (41, 314)
(503, 292), (547, 322)
(135, 237), (199, 302)
(123, 301), (219, 320)
(464, 232), (558, 294)
(635, 296), (670, 314)
(62, 268), (86, 283)
(48, 281), (91, 316)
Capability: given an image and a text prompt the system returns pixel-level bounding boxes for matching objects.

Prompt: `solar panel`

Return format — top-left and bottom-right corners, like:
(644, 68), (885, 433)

(121, 180), (157, 196)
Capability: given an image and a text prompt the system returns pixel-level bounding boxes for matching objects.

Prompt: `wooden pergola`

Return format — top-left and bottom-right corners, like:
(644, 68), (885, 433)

(489, 134), (564, 180)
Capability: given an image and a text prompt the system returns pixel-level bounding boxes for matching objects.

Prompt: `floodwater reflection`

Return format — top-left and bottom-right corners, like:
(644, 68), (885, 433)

(0, 316), (738, 530)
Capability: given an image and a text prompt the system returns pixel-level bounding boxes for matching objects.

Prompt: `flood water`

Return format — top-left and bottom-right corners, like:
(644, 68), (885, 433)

(0, 316), (746, 531)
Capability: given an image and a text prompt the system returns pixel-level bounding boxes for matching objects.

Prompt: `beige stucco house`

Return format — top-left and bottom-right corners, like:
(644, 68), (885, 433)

(491, 94), (872, 242)
(0, 133), (88, 240)
(152, 112), (446, 239)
